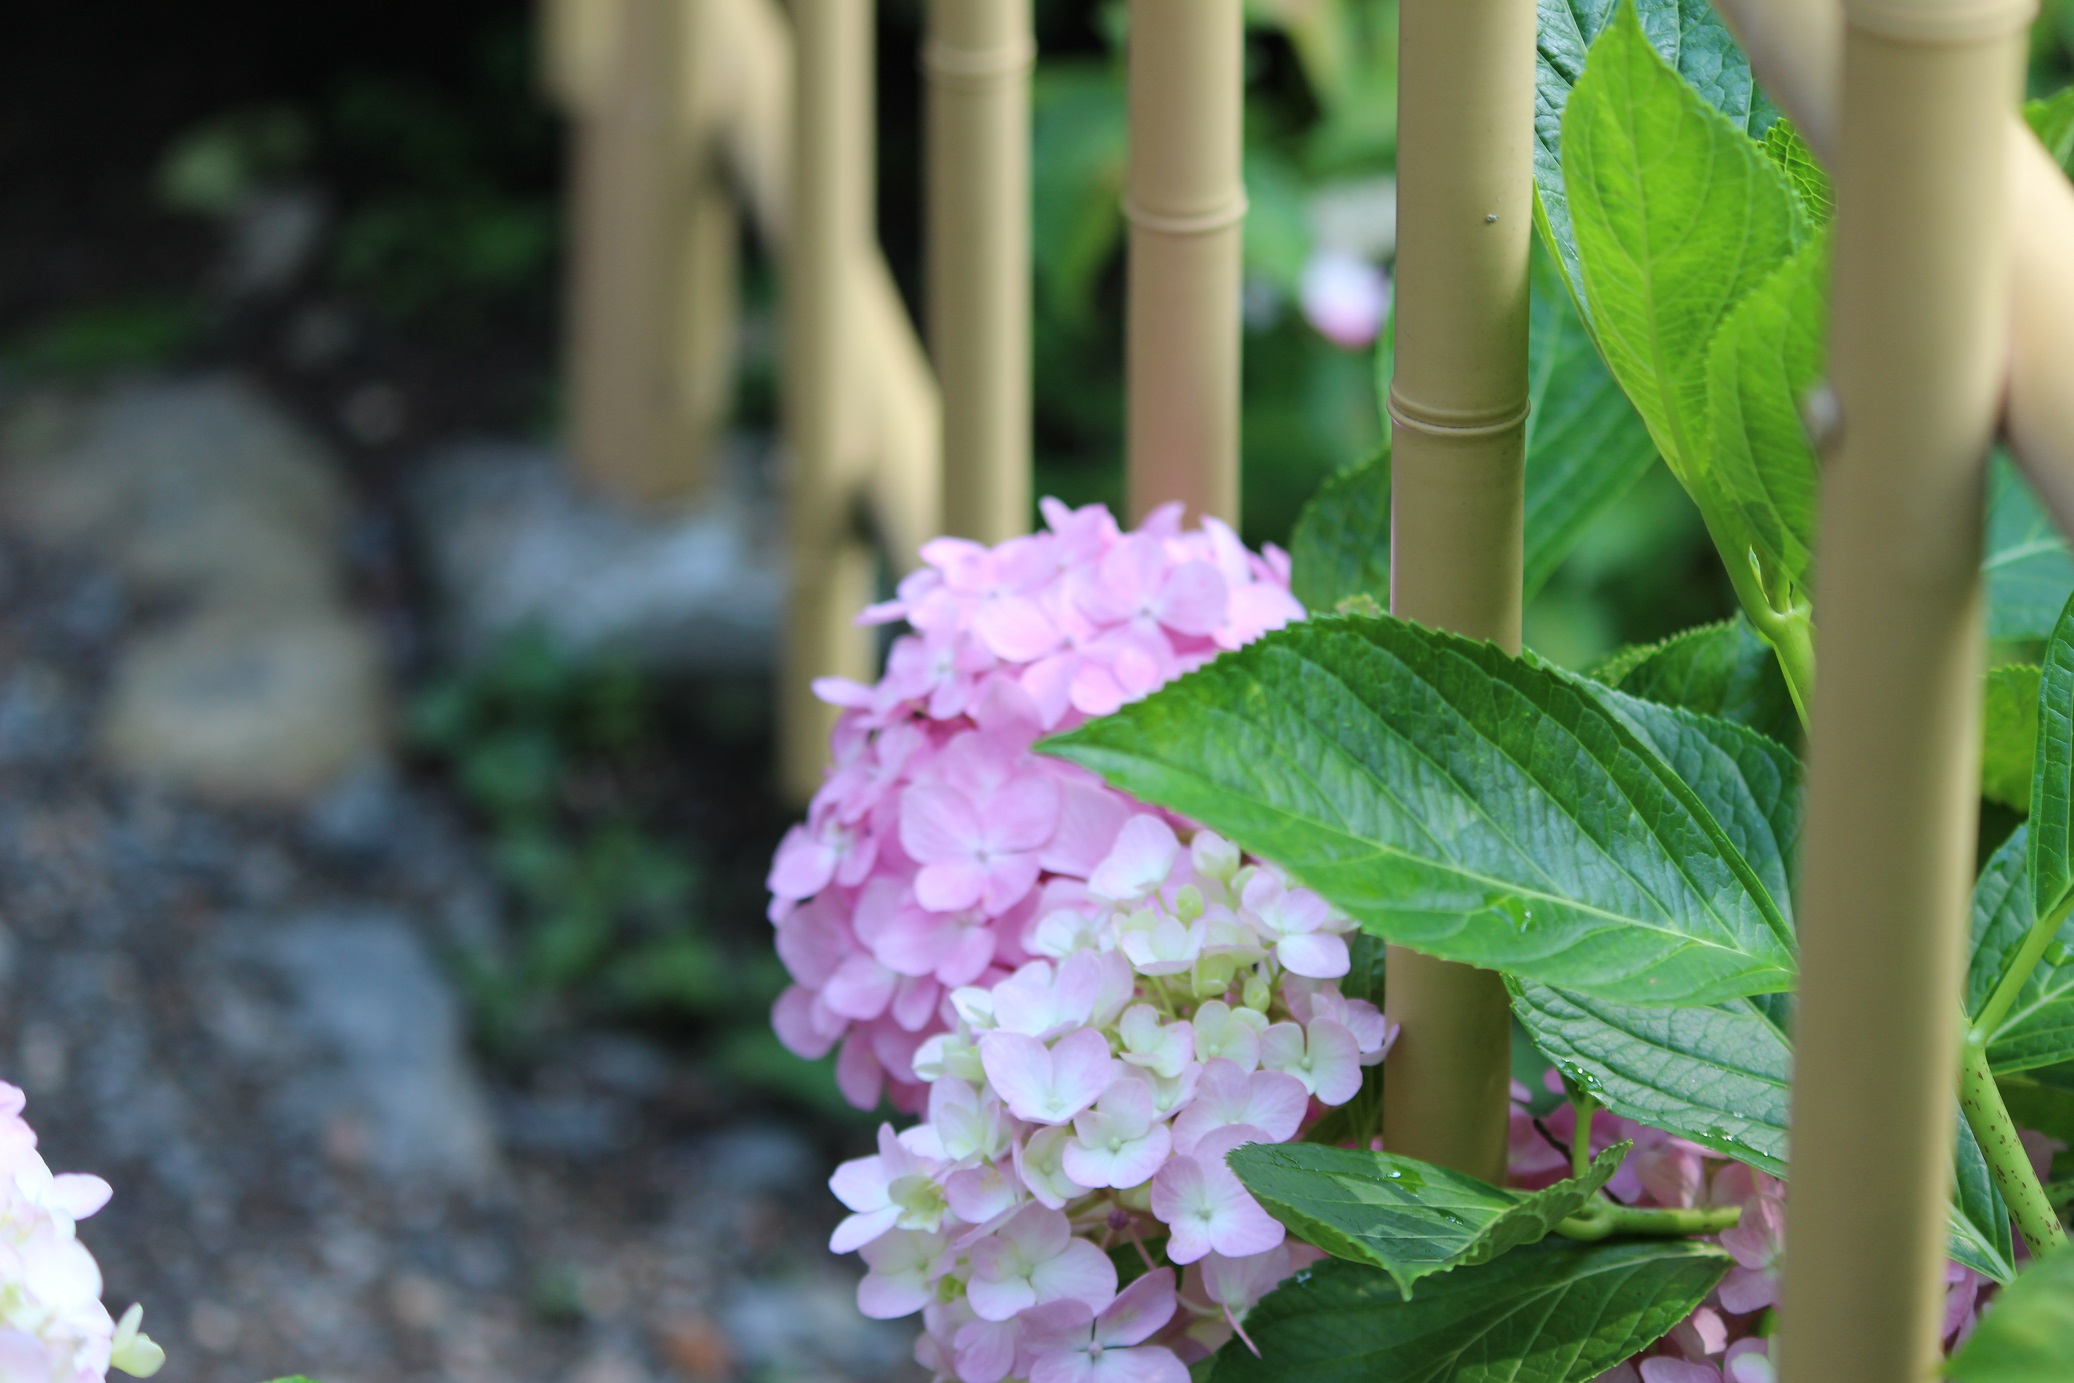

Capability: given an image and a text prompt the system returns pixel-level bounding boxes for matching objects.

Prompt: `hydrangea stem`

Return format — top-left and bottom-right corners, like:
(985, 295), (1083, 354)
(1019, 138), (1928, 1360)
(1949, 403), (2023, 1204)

(1555, 1201), (1742, 1242)
(1958, 1035), (2070, 1258)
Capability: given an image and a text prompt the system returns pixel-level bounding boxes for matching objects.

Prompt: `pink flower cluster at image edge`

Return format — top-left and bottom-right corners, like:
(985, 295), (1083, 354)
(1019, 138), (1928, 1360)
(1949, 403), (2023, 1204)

(1511, 1070), (2034, 1383)
(0, 1083), (163, 1383)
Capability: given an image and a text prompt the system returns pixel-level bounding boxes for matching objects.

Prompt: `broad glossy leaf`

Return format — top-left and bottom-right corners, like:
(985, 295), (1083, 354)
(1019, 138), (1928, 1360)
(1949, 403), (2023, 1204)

(1983, 666), (2043, 813)
(1761, 119), (1833, 224)
(1522, 241), (1659, 599)
(1229, 1141), (1628, 1298)
(1043, 615), (1798, 1006)
(2032, 589), (2074, 921)
(2024, 88), (2074, 177)
(1510, 979), (1791, 1171)
(1205, 1241), (1728, 1383)
(1703, 230), (1828, 603)
(1534, 0), (1775, 309)
(1984, 455), (2074, 643)
(1562, 1), (1807, 540)
(1969, 825), (2074, 1076)
(1594, 616), (1797, 743)
(1944, 1243), (2074, 1383)
(1511, 979), (2017, 1282)
(1290, 448), (1390, 613)
(1583, 683), (1800, 913)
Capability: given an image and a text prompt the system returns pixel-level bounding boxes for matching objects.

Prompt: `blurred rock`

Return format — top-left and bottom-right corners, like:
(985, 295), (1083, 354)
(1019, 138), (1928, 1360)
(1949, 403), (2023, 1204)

(721, 1275), (914, 1383)
(409, 441), (784, 671)
(100, 605), (388, 802)
(265, 908), (501, 1187)
(1, 375), (347, 609)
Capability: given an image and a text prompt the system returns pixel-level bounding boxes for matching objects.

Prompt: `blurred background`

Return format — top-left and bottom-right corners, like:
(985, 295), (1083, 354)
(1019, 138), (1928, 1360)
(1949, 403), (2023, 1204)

(0, 3), (2069, 1381)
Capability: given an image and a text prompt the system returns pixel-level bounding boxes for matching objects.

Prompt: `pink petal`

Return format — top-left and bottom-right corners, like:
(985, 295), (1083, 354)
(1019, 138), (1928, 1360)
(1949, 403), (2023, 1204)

(858, 1270), (932, 1319)
(1089, 817), (1181, 903)
(837, 1029), (886, 1110)
(917, 862), (991, 914)
(984, 778), (1064, 854)
(1039, 779), (1132, 876)
(1086, 1347), (1189, 1383)
(1097, 1268), (1178, 1349)
(980, 1032), (1057, 1123)
(1154, 562), (1229, 636)
(824, 954), (898, 1021)
(1032, 1238), (1121, 1314)
(955, 1318), (1021, 1383)
(976, 596), (1064, 662)
(830, 1205), (901, 1254)
(1716, 1266), (1778, 1315)
(1639, 1361), (1721, 1383)
(1275, 932), (1350, 979)
(768, 823), (838, 899)
(1047, 1029), (1124, 1120)
(772, 986), (841, 1060)
(901, 785), (980, 867)
(1305, 1020), (1365, 1106)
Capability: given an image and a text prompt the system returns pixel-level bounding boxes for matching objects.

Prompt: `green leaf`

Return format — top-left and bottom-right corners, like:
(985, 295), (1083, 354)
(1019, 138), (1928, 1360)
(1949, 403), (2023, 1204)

(1593, 616), (1798, 744)
(1761, 119), (1834, 224)
(1043, 615), (1798, 1006)
(1983, 666), (2043, 813)
(1969, 825), (2074, 1076)
(1998, 1062), (2074, 1144)
(2023, 87), (2074, 177)
(1204, 1241), (1728, 1383)
(1702, 229), (1828, 606)
(1985, 454), (2074, 643)
(1228, 1141), (1629, 1299)
(1534, 0), (1776, 310)
(1944, 1243), (2074, 1383)
(1510, 978), (1791, 1171)
(1561, 0), (1808, 604)
(2033, 589), (2074, 922)
(1582, 683), (1800, 918)
(1289, 447), (1391, 612)
(1510, 979), (2017, 1282)
(1522, 239), (1659, 599)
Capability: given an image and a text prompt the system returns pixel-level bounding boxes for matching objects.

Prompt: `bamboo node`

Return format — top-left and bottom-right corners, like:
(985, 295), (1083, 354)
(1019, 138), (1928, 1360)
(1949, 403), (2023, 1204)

(921, 35), (1038, 89)
(1121, 195), (1250, 237)
(1387, 389), (1531, 440)
(1843, 0), (2034, 41)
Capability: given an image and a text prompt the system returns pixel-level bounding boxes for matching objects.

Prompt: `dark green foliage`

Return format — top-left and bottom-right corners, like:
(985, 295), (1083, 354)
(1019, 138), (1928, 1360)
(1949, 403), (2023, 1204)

(1205, 1242), (1728, 1383)
(1944, 1243), (2074, 1382)
(1594, 616), (1797, 743)
(1229, 1141), (1628, 1297)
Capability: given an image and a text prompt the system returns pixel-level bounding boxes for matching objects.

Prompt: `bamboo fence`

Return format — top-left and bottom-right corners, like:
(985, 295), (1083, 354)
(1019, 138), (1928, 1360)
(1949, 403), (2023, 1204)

(544, 0), (2074, 1366)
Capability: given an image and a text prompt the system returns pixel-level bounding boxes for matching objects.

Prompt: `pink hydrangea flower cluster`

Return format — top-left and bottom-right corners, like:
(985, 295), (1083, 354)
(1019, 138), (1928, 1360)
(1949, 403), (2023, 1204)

(766, 498), (1306, 1114)
(767, 502), (1411, 1379)
(1507, 1074), (1989, 1383)
(0, 1083), (163, 1382)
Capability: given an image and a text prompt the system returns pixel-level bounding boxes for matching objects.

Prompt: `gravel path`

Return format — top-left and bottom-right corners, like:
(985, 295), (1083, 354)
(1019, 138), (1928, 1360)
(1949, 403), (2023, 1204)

(0, 535), (916, 1383)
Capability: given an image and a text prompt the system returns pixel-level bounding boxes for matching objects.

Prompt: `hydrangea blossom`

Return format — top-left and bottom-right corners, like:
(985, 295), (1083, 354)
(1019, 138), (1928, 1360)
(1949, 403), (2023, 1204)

(1507, 1074), (1990, 1383)
(0, 1083), (164, 1382)
(768, 502), (1395, 1377)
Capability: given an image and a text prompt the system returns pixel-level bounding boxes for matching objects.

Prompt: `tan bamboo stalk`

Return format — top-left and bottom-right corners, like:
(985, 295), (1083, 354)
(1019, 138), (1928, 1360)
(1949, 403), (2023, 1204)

(542, 0), (614, 110)
(926, 0), (1034, 543)
(1124, 0), (1245, 526)
(566, 0), (692, 500)
(781, 0), (880, 801)
(1776, 1), (2026, 1379)
(1712, 0), (2074, 525)
(1379, 0), (1535, 1184)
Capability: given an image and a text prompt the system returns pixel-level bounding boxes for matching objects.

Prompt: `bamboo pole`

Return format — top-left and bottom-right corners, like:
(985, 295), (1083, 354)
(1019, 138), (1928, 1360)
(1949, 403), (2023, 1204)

(1379, 0), (1535, 1184)
(926, 0), (1033, 543)
(1712, 0), (2074, 525)
(1776, 1), (2025, 1379)
(566, 0), (693, 501)
(781, 0), (879, 802)
(1123, 0), (1245, 527)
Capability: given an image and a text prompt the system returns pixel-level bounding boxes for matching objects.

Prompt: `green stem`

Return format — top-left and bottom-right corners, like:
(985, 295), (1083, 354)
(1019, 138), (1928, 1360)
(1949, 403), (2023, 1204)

(1970, 890), (2074, 1046)
(1699, 507), (1814, 730)
(1555, 1200), (1742, 1242)
(1568, 1090), (1595, 1179)
(1958, 1034), (2070, 1258)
